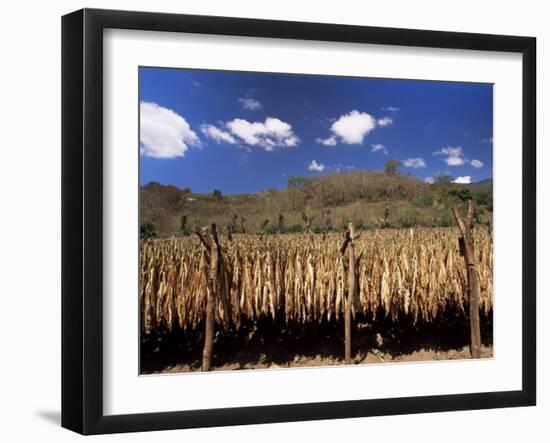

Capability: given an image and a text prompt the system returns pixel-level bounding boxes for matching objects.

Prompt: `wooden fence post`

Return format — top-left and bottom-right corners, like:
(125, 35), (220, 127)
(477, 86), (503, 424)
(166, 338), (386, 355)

(196, 223), (226, 371)
(452, 201), (482, 359)
(340, 222), (359, 364)
(196, 226), (215, 371)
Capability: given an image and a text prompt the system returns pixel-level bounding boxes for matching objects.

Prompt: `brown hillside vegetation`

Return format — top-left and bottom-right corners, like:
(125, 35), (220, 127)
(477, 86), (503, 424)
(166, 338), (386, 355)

(140, 169), (492, 237)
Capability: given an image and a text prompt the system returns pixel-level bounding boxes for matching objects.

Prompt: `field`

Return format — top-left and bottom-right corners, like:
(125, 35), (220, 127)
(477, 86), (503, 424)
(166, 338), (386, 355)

(140, 227), (493, 373)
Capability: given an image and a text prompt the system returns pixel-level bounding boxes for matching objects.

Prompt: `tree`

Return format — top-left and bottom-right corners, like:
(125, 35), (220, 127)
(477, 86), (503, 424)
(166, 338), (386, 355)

(140, 222), (157, 239)
(449, 188), (473, 202)
(384, 159), (400, 176)
(382, 203), (390, 228)
(240, 216), (247, 234)
(287, 176), (311, 189)
(212, 189), (223, 199)
(277, 214), (286, 234)
(261, 219), (269, 234)
(322, 209), (332, 232)
(474, 188), (493, 210)
(434, 173), (453, 185)
(229, 214), (238, 234)
(301, 211), (315, 233)
(179, 214), (189, 236)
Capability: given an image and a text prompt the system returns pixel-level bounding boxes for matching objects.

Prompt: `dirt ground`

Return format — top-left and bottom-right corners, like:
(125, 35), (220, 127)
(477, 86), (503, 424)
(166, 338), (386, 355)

(144, 345), (494, 374)
(141, 311), (493, 374)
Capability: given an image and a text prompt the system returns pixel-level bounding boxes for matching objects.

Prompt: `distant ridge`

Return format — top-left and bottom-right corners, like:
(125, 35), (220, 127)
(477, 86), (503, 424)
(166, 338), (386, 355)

(468, 178), (493, 190)
(140, 169), (494, 237)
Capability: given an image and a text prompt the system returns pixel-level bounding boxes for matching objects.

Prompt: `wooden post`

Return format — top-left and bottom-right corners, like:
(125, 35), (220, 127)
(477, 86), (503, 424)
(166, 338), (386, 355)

(197, 226), (216, 371)
(452, 201), (482, 359)
(196, 223), (230, 371)
(340, 222), (358, 365)
(211, 223), (232, 330)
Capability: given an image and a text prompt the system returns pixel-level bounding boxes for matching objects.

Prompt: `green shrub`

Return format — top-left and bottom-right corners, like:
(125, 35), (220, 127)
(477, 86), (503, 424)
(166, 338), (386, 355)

(179, 215), (190, 236)
(277, 214), (286, 234)
(474, 188), (493, 210)
(355, 220), (366, 231)
(412, 191), (434, 208)
(288, 224), (304, 233)
(398, 209), (421, 228)
(265, 224), (279, 235)
(140, 222), (157, 239)
(449, 188), (473, 202)
(260, 219), (270, 234)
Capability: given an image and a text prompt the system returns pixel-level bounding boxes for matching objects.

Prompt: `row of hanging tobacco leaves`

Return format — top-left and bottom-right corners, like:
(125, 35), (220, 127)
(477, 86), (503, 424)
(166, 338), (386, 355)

(140, 227), (493, 335)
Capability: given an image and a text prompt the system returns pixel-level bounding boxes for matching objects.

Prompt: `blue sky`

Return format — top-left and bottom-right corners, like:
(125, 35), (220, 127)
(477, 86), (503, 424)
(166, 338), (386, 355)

(139, 67), (493, 195)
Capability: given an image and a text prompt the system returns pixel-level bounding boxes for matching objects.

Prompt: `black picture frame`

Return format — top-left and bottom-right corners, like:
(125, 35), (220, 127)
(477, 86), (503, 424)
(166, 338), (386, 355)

(62, 8), (536, 435)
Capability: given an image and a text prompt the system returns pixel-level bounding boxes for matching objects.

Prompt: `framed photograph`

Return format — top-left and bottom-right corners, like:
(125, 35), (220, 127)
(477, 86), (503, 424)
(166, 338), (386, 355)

(62, 8), (536, 435)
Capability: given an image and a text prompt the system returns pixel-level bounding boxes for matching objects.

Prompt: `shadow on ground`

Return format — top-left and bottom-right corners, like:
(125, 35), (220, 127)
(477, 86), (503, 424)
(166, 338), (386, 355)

(36, 410), (61, 426)
(141, 308), (493, 373)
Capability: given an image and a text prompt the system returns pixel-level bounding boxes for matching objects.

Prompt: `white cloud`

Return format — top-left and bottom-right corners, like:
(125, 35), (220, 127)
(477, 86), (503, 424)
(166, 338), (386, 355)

(433, 146), (467, 166)
(238, 97), (262, 110)
(425, 177), (435, 184)
(200, 124), (237, 144)
(317, 110), (396, 146)
(381, 106), (399, 113)
(453, 176), (471, 184)
(140, 102), (200, 158)
(471, 159), (484, 168)
(330, 110), (377, 144)
(482, 137), (493, 144)
(226, 117), (299, 151)
(316, 136), (337, 146)
(370, 143), (388, 154)
(446, 156), (466, 166)
(308, 160), (325, 172)
(403, 157), (426, 168)
(377, 116), (393, 127)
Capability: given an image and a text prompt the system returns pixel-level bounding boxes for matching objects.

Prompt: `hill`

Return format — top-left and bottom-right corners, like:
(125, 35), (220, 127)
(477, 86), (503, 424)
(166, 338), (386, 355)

(140, 170), (493, 237)
(467, 178), (493, 190)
